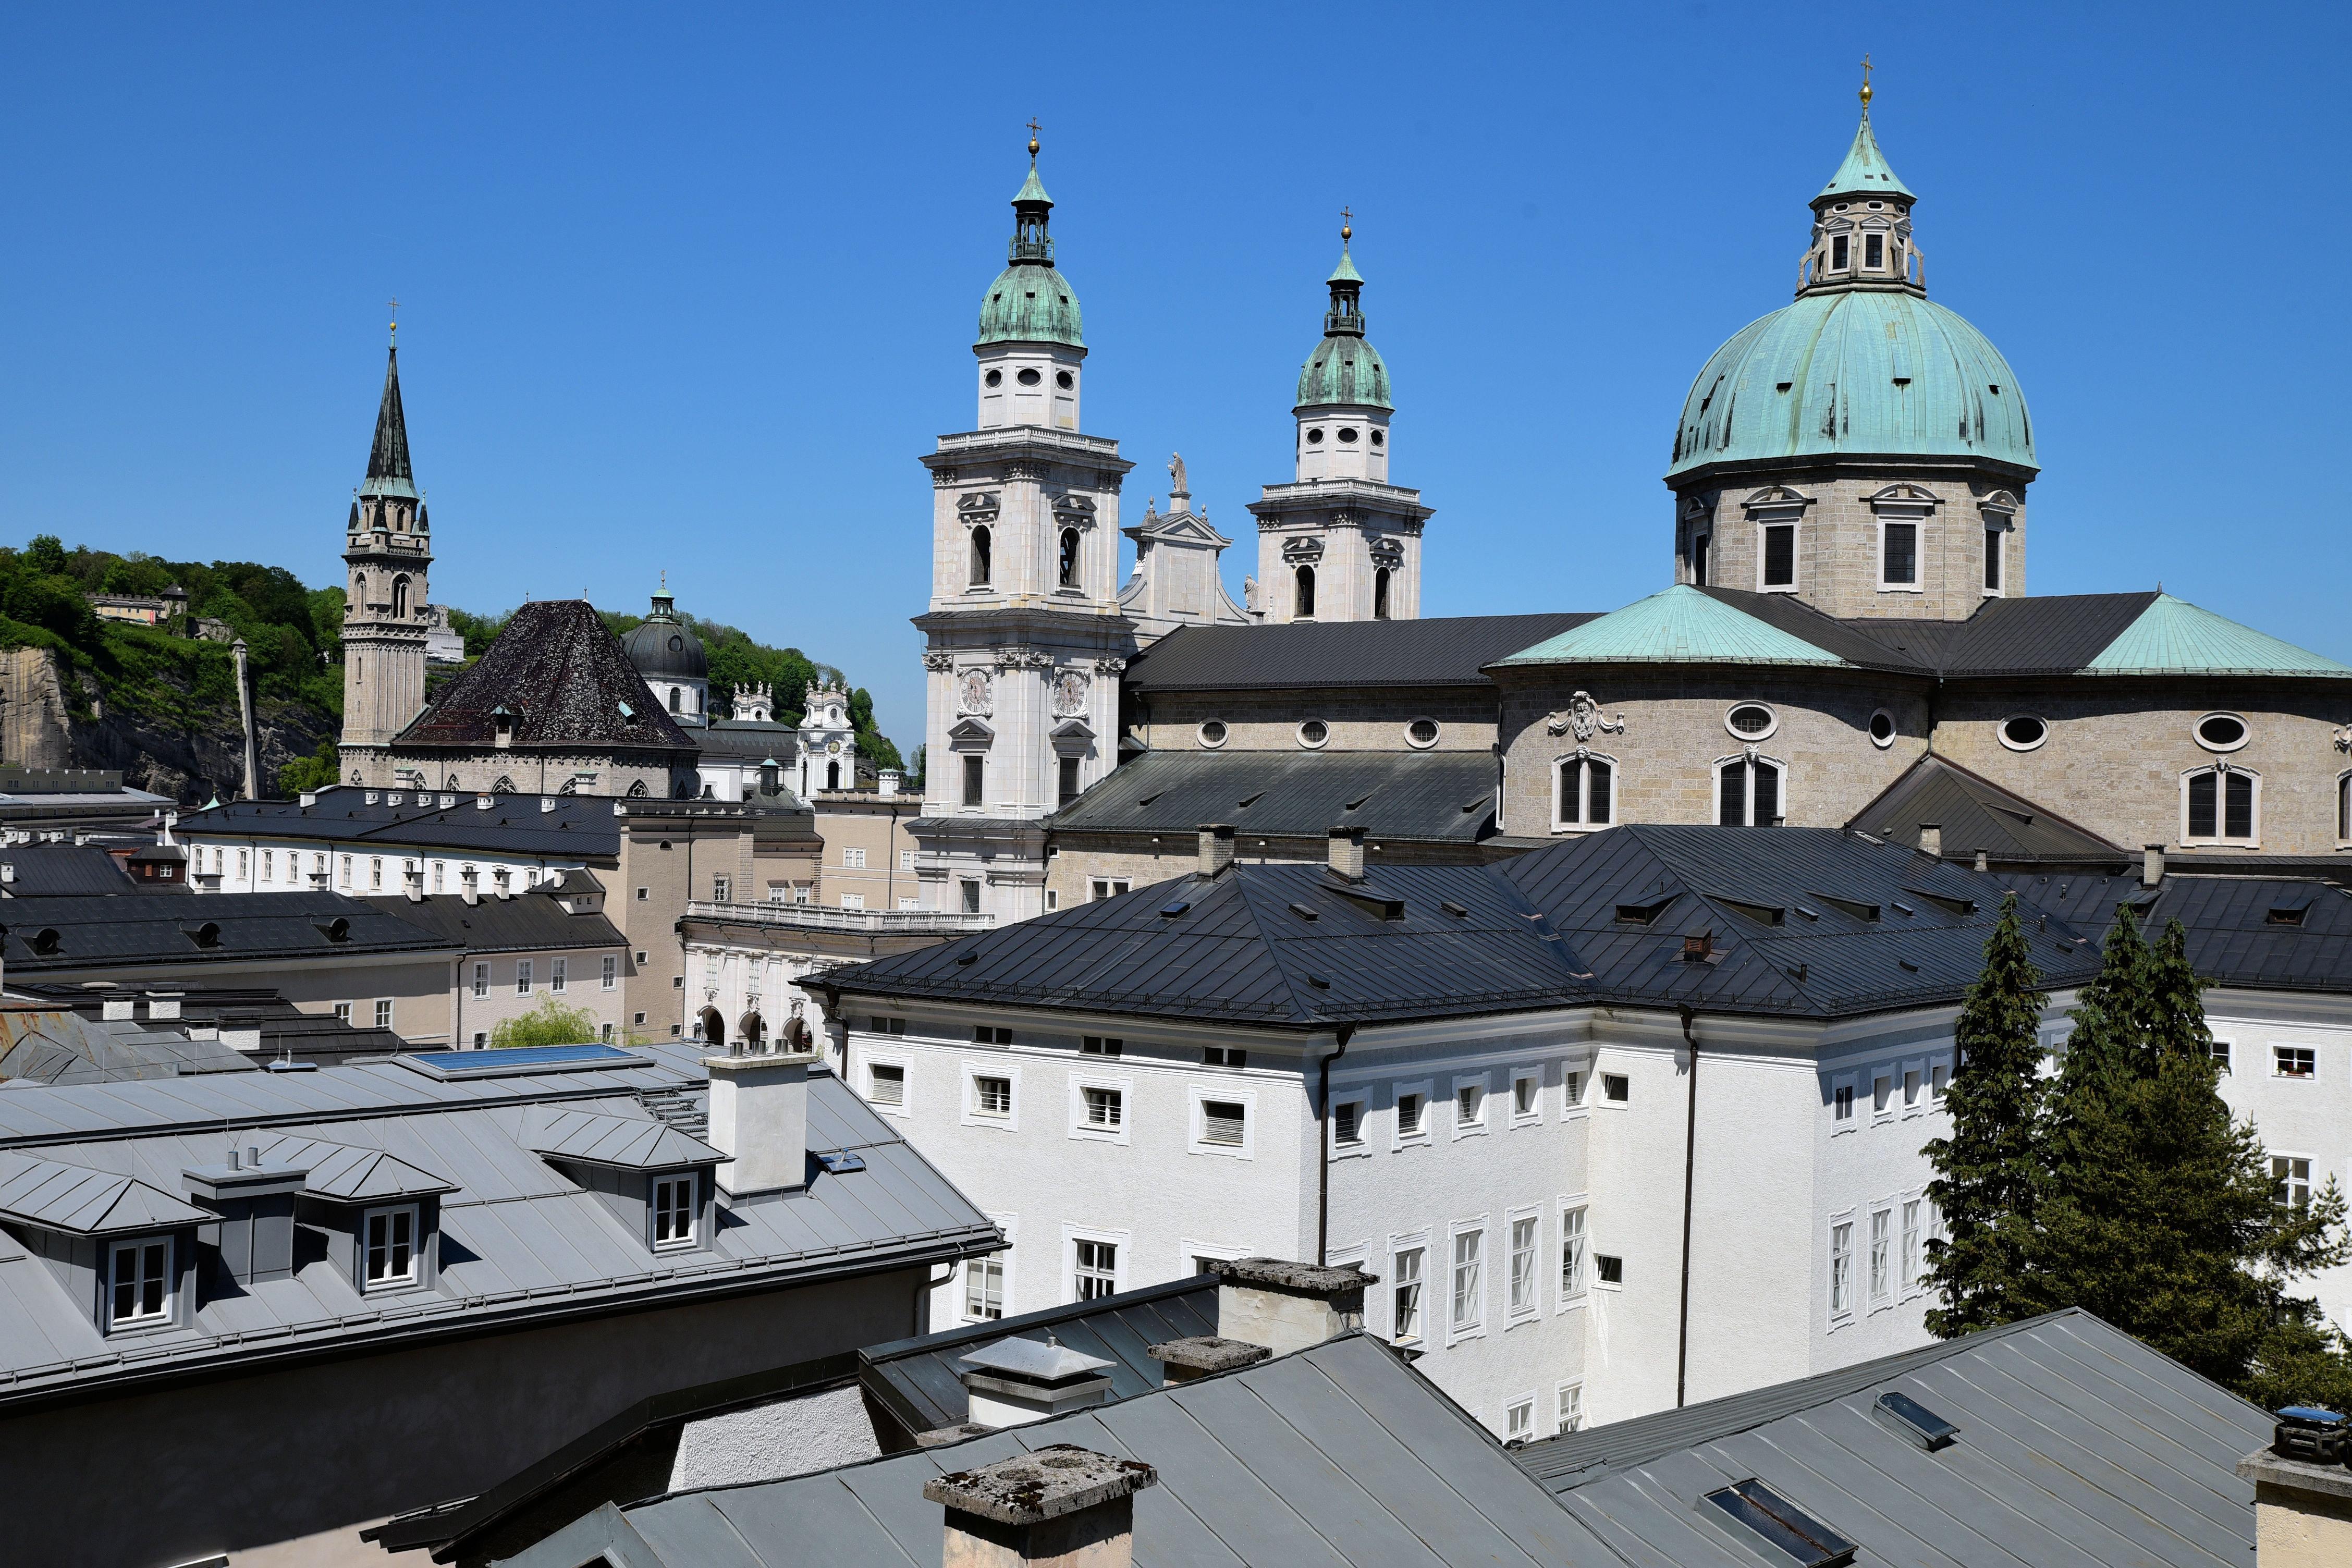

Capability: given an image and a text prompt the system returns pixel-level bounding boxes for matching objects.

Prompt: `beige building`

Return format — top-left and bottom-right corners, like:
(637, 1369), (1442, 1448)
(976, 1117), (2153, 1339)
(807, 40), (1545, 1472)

(365, 871), (632, 1048)
(810, 785), (922, 911)
(678, 901), (987, 1052)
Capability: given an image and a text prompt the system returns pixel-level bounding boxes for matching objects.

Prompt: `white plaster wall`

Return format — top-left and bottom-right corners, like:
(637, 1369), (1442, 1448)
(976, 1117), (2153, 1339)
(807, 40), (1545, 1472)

(2204, 993), (2352, 1332)
(1682, 1038), (1820, 1404)
(185, 835), (585, 897)
(667, 1380), (880, 1492)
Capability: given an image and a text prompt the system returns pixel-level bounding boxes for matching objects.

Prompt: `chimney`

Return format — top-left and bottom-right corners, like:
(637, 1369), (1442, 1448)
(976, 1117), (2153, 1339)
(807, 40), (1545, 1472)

(1205, 1257), (1374, 1356)
(1973, 848), (1989, 873)
(957, 1336), (1118, 1429)
(703, 1046), (818, 1197)
(183, 1151), (309, 1287)
(2143, 843), (2165, 888)
(540, 797), (557, 814)
(403, 866), (424, 902)
(2239, 1408), (2352, 1567)
(879, 767), (901, 798)
(1326, 826), (1366, 883)
(925, 1446), (1157, 1568)
(1196, 823), (1235, 878)
(1918, 823), (1942, 859)
(460, 866), (480, 906)
(1146, 1335), (1269, 1386)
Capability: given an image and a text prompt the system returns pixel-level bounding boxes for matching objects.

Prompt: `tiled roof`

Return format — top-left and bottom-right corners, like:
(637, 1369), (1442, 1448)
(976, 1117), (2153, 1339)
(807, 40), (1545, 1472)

(395, 600), (697, 753)
(1494, 586), (1851, 668)
(1122, 613), (1597, 692)
(1845, 754), (2126, 862)
(1047, 750), (1498, 845)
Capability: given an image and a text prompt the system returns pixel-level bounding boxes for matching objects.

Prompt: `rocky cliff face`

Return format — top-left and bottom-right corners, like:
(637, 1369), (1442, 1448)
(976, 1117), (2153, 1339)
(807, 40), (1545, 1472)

(0, 646), (335, 804)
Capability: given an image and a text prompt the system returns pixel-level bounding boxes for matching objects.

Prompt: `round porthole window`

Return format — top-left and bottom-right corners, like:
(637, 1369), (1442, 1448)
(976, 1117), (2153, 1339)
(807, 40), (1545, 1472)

(1306, 427), (1325, 444)
(1197, 720), (1228, 749)
(1868, 710), (1896, 749)
(2000, 714), (2049, 751)
(1338, 427), (1360, 443)
(1405, 718), (1440, 749)
(1370, 429), (1385, 446)
(1724, 703), (1778, 741)
(2195, 713), (2249, 752)
(1016, 368), (1042, 386)
(984, 369), (1002, 387)
(667, 634), (684, 653)
(1297, 719), (1330, 750)
(1056, 370), (1073, 389)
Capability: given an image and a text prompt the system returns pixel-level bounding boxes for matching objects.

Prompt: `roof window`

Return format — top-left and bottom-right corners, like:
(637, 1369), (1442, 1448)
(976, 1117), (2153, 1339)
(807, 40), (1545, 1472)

(1159, 900), (1191, 918)
(2268, 904), (2309, 927)
(1811, 894), (1881, 923)
(1440, 900), (1469, 918)
(1872, 1390), (1958, 1451)
(397, 1044), (650, 1081)
(1906, 888), (1978, 918)
(1701, 1478), (1857, 1568)
(1719, 898), (1785, 927)
(1288, 901), (1319, 922)
(1615, 895), (1677, 926)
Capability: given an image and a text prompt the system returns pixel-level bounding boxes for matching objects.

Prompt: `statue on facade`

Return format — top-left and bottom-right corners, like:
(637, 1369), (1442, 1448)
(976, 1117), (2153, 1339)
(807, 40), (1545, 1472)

(1168, 452), (1187, 495)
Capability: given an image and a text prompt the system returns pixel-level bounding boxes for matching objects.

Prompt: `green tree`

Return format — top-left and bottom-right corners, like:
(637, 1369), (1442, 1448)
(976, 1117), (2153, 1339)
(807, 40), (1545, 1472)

(2020, 910), (2349, 1388)
(488, 994), (602, 1048)
(278, 741), (340, 797)
(23, 535), (67, 576)
(1922, 895), (2051, 1337)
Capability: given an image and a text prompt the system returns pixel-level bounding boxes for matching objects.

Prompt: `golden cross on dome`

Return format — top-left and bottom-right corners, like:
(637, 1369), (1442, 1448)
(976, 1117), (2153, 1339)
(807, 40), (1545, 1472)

(1859, 54), (1873, 107)
(387, 297), (400, 341)
(1026, 117), (1041, 157)
(1340, 205), (1353, 242)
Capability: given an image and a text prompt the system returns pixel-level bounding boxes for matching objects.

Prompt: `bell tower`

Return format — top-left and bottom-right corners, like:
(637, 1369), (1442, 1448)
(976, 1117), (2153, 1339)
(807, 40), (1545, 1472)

(338, 323), (434, 785)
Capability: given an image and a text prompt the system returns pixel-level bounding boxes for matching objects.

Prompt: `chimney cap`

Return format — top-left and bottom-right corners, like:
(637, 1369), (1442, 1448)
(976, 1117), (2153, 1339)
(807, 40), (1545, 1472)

(958, 1333), (1117, 1386)
(1147, 1334), (1271, 1374)
(1207, 1255), (1378, 1301)
(924, 1444), (1158, 1526)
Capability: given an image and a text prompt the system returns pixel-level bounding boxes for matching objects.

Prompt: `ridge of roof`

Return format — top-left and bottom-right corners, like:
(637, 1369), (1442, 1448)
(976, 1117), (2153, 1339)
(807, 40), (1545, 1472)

(1844, 752), (2129, 861)
(394, 601), (697, 753)
(1123, 612), (1598, 692)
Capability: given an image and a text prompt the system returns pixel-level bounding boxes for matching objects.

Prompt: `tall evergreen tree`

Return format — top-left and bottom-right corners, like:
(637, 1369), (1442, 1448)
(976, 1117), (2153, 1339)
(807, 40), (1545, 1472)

(1922, 894), (2051, 1337)
(2021, 910), (2348, 1388)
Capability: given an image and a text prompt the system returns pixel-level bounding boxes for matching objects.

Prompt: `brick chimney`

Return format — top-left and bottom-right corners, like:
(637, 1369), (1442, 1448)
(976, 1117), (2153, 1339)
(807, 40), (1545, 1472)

(703, 1047), (818, 1197)
(925, 1446), (1157, 1568)
(1196, 823), (1235, 878)
(1205, 1257), (1373, 1355)
(2239, 1407), (2352, 1566)
(1326, 826), (1366, 883)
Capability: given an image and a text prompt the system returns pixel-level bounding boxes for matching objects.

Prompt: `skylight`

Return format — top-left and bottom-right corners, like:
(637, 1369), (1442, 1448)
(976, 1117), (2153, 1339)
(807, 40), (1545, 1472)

(1872, 1390), (1958, 1451)
(1810, 893), (1881, 923)
(2268, 904), (2309, 927)
(397, 1044), (652, 1081)
(1701, 1479), (1857, 1568)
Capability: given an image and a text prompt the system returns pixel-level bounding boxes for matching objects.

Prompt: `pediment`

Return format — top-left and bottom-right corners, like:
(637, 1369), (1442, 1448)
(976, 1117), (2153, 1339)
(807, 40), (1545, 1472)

(1124, 511), (1233, 549)
(1867, 483), (1941, 506)
(1050, 717), (1096, 741)
(1741, 484), (1815, 514)
(947, 716), (996, 745)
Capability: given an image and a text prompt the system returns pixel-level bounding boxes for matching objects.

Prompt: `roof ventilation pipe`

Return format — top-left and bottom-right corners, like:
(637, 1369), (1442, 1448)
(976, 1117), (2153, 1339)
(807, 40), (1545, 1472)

(459, 867), (480, 907)
(1204, 1257), (1373, 1356)
(703, 1043), (819, 1198)
(1917, 823), (1941, 859)
(953, 1337), (1118, 1429)
(2143, 843), (2165, 889)
(1197, 823), (1235, 878)
(925, 1446), (1158, 1568)
(1326, 826), (1366, 884)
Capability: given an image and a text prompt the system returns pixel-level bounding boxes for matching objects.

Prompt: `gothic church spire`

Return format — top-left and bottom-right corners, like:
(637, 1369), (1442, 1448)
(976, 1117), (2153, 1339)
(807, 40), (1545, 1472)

(363, 341), (418, 500)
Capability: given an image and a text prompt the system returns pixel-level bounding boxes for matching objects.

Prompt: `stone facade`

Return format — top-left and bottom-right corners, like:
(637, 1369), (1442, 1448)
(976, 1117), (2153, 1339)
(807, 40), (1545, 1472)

(1135, 686), (1500, 756)
(339, 344), (435, 784)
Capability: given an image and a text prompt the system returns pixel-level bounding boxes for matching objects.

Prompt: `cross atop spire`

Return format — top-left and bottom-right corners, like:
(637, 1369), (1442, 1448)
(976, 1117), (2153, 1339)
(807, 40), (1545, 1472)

(360, 340), (417, 499)
(1859, 53), (1872, 108)
(1026, 117), (1041, 160)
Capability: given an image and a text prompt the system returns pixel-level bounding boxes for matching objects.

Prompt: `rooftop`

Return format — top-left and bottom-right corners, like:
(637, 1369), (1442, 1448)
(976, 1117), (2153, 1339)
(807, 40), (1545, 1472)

(180, 786), (626, 858)
(361, 888), (628, 956)
(0, 891), (460, 975)
(395, 600), (697, 754)
(1123, 612), (1596, 693)
(1047, 749), (1500, 846)
(1845, 753), (2126, 863)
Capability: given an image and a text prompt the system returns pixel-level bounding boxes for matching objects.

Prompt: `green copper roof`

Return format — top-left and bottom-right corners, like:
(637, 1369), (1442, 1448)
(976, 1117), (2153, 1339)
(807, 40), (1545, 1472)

(1327, 244), (1363, 285)
(1013, 163), (1052, 207)
(1670, 289), (2034, 479)
(1296, 335), (1391, 410)
(977, 264), (1083, 347)
(2085, 594), (2352, 678)
(1493, 585), (1852, 668)
(1818, 111), (1914, 202)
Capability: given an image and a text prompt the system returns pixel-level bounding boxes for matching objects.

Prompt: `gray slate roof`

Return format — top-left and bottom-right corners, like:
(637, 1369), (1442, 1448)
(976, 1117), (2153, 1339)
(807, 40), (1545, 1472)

(180, 785), (624, 858)
(823, 826), (2108, 1027)
(1996, 869), (2352, 996)
(0, 1045), (996, 1405)
(1846, 753), (2126, 862)
(0, 842), (139, 896)
(1048, 749), (1499, 845)
(361, 889), (627, 956)
(1514, 1308), (2268, 1568)
(0, 891), (459, 974)
(396, 600), (696, 754)
(1123, 613), (1598, 692)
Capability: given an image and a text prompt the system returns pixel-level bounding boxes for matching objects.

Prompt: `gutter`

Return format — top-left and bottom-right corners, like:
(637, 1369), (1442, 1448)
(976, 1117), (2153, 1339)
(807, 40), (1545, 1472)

(1676, 1003), (1699, 1407)
(1317, 1023), (1354, 1266)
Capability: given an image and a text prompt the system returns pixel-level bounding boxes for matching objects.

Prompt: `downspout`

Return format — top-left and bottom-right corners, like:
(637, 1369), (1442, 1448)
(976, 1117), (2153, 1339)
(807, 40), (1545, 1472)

(1317, 1024), (1354, 1266)
(1676, 1004), (1699, 1408)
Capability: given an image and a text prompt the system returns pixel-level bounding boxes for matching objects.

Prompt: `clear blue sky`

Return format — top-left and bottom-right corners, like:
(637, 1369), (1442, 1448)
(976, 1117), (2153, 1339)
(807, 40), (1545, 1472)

(5, 4), (2346, 755)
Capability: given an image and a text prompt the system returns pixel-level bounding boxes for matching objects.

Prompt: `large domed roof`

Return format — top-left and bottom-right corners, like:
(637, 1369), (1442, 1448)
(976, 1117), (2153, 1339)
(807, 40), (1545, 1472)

(1296, 336), (1392, 411)
(1668, 289), (2035, 480)
(977, 263), (1083, 348)
(620, 591), (706, 681)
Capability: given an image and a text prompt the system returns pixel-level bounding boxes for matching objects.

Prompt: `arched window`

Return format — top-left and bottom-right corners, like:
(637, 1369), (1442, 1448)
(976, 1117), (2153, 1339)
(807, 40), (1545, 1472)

(491, 775), (516, 795)
(697, 1007), (724, 1047)
(1373, 567), (1391, 620)
(391, 576), (409, 618)
(2183, 765), (2259, 844)
(970, 525), (993, 586)
(668, 687), (680, 712)
(627, 780), (651, 798)
(1058, 528), (1080, 588)
(1555, 753), (1614, 830)
(2339, 772), (2352, 842)
(826, 761), (840, 791)
(1294, 565), (1316, 619)
(1717, 754), (1784, 826)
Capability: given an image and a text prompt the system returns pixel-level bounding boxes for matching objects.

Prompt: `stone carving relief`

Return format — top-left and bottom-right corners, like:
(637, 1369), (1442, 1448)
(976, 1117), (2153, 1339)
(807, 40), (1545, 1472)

(1368, 536), (1404, 568)
(1544, 691), (1627, 742)
(1281, 536), (1325, 564)
(2336, 723), (2352, 753)
(995, 646), (1051, 671)
(1052, 669), (1091, 717)
(1050, 491), (1097, 529)
(1093, 656), (1128, 675)
(957, 668), (994, 717)
(956, 492), (1001, 525)
(922, 651), (956, 672)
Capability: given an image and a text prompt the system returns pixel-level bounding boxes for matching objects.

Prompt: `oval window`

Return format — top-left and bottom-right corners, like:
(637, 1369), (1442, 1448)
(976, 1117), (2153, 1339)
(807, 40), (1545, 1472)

(1016, 368), (1042, 386)
(1338, 427), (1360, 444)
(1405, 718), (1440, 749)
(1197, 720), (1228, 749)
(2195, 713), (2248, 752)
(2000, 715), (2048, 751)
(1055, 370), (1073, 389)
(668, 635), (684, 653)
(1725, 703), (1777, 740)
(1868, 710), (1896, 748)
(1370, 429), (1386, 446)
(984, 369), (1002, 387)
(1306, 427), (1325, 444)
(1298, 719), (1329, 749)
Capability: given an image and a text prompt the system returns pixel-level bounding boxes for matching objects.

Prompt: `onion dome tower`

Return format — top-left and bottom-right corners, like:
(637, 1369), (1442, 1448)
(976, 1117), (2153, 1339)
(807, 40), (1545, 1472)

(1666, 68), (2037, 621)
(973, 129), (1084, 431)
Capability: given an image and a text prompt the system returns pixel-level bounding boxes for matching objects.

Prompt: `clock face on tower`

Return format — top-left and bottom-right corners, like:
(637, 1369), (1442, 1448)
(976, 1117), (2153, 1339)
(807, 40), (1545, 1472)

(957, 668), (993, 716)
(1052, 669), (1090, 717)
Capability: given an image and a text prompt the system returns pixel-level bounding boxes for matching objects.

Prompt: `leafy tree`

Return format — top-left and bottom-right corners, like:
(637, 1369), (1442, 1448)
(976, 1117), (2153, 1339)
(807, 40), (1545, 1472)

(488, 995), (602, 1048)
(23, 534), (67, 576)
(278, 741), (339, 797)
(1922, 894), (2051, 1337)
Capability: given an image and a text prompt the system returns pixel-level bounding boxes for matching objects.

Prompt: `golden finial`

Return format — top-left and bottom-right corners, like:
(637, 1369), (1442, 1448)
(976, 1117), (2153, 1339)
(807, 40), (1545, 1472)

(1340, 205), (1353, 244)
(1026, 117), (1041, 160)
(387, 297), (400, 344)
(1859, 54), (1873, 108)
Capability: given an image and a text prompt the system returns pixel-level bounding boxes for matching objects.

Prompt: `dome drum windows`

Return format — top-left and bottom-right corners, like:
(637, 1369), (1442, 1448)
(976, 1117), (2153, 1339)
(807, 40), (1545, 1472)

(2194, 713), (2249, 753)
(984, 369), (1003, 387)
(1196, 720), (1228, 750)
(1998, 715), (2047, 752)
(1867, 710), (1897, 749)
(1724, 703), (1778, 742)
(1306, 428), (1325, 444)
(1742, 487), (1812, 593)
(1404, 718), (1440, 750)
(1015, 368), (1042, 387)
(1555, 752), (1615, 831)
(1868, 485), (1939, 594)
(1296, 719), (1329, 750)
(2183, 764), (2259, 846)
(1979, 493), (2018, 595)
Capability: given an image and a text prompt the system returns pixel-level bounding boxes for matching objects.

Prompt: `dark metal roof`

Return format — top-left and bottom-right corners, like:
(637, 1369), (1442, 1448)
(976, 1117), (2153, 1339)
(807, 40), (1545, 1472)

(1123, 612), (1598, 692)
(1996, 868), (2352, 995)
(825, 826), (2106, 1027)
(0, 843), (139, 897)
(0, 984), (412, 1064)
(1690, 589), (2168, 678)
(0, 891), (460, 974)
(396, 600), (696, 754)
(359, 891), (628, 956)
(180, 785), (624, 858)
(1515, 1308), (2267, 1568)
(1844, 753), (2126, 862)
(1048, 749), (1498, 845)
(364, 344), (413, 491)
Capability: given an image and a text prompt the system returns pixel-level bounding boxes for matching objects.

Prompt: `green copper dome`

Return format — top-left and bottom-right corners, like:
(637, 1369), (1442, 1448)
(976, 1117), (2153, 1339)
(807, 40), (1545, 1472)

(1669, 290), (2033, 478)
(976, 154), (1083, 349)
(1294, 238), (1392, 410)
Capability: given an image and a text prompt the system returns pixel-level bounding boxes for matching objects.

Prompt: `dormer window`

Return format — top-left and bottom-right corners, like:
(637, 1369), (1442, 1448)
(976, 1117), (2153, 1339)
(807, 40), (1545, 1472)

(107, 1236), (174, 1330)
(363, 1205), (420, 1290)
(653, 1173), (697, 1251)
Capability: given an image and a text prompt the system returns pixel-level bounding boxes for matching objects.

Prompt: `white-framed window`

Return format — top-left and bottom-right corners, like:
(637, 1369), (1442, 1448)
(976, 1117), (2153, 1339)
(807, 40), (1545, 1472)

(1505, 1395), (1536, 1443)
(106, 1236), (173, 1330)
(1331, 1095), (1367, 1152)
(471, 962), (488, 999)
(967, 1066), (1016, 1125)
(1449, 1223), (1486, 1338)
(1878, 519), (1921, 590)
(842, 846), (866, 869)
(601, 955), (617, 990)
(363, 1205), (421, 1290)
(1072, 1235), (1121, 1302)
(964, 1256), (1006, 1321)
(1452, 1074), (1489, 1137)
(2274, 1154), (2314, 1210)
(1511, 1067), (1541, 1124)
(1559, 1201), (1588, 1302)
(1070, 1073), (1132, 1144)
(1394, 1081), (1432, 1146)
(261, 849), (275, 884)
(1405, 717), (1441, 750)
(515, 960), (533, 995)
(1724, 702), (1779, 742)
(1088, 878), (1131, 901)
(1831, 1073), (1856, 1128)
(2275, 1045), (2318, 1080)
(338, 853), (352, 889)
(1758, 518), (1798, 591)
(1868, 1206), (1893, 1305)
(1192, 1089), (1252, 1156)
(1716, 754), (1784, 826)
(840, 892), (866, 910)
(652, 1173), (696, 1251)
(1507, 1210), (1540, 1321)
(1872, 1071), (1894, 1121)
(711, 874), (731, 903)
(1596, 1253), (1623, 1288)
(1391, 1237), (1427, 1343)
(1900, 1197), (1924, 1296)
(551, 957), (568, 994)
(334, 1001), (353, 1024)
(2181, 764), (2259, 846)
(370, 855), (384, 890)
(1555, 1381), (1584, 1435)
(1930, 1060), (1950, 1101)
(899, 849), (917, 872)
(1829, 1212), (1856, 1320)
(2210, 1038), (2233, 1075)
(1901, 1063), (1923, 1114)
(1600, 1072), (1630, 1105)
(1562, 1069), (1586, 1111)
(1553, 752), (1615, 830)
(866, 1058), (908, 1111)
(374, 999), (394, 1030)
(2338, 772), (2352, 843)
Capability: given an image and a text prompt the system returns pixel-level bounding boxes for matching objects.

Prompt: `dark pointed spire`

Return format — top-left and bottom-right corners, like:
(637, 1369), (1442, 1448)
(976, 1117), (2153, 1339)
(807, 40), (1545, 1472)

(360, 342), (418, 500)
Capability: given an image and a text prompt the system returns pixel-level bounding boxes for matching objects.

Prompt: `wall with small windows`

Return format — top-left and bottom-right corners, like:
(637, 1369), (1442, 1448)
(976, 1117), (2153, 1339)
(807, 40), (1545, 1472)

(445, 939), (631, 1048)
(1136, 688), (1498, 755)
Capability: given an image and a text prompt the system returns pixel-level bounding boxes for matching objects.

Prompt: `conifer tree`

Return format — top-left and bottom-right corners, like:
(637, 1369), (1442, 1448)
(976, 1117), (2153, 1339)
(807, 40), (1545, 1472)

(1922, 894), (2050, 1337)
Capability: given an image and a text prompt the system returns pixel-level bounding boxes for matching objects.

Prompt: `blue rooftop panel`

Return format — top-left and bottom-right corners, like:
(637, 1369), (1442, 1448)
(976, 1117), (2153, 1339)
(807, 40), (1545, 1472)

(396, 1044), (653, 1081)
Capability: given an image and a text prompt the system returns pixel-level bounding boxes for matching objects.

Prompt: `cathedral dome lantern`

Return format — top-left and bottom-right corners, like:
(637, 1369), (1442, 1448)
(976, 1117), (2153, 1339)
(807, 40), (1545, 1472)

(973, 127), (1085, 431)
(620, 581), (710, 727)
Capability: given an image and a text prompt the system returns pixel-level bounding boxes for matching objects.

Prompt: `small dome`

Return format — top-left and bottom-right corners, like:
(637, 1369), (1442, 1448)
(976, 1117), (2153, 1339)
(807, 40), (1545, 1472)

(621, 594), (707, 681)
(1669, 290), (2034, 479)
(977, 264), (1083, 348)
(1296, 336), (1393, 412)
